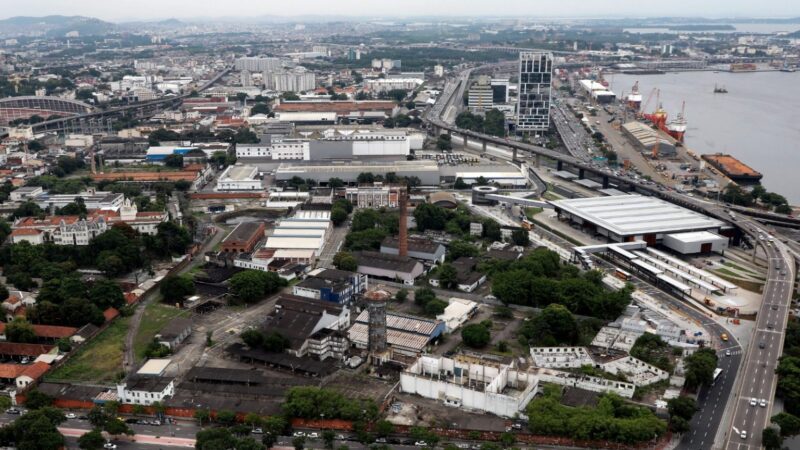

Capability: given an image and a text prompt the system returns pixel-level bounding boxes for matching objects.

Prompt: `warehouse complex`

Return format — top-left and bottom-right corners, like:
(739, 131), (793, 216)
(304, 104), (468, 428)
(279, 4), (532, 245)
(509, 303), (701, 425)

(550, 194), (727, 246)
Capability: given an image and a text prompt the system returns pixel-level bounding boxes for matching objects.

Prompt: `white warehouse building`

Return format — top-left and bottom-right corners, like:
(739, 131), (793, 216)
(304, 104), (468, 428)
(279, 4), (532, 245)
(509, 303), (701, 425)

(215, 165), (262, 191)
(400, 355), (538, 418)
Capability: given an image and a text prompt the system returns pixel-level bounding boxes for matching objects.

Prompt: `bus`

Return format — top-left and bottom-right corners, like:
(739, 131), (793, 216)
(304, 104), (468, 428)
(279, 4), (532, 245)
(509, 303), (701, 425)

(614, 268), (632, 281)
(712, 368), (723, 384)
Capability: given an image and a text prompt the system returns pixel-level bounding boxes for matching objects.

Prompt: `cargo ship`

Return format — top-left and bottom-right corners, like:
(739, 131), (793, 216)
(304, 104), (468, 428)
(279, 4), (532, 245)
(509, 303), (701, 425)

(713, 84), (728, 94)
(665, 101), (687, 142)
(702, 153), (763, 184)
(626, 81), (642, 110)
(643, 104), (667, 129)
(730, 63), (757, 72)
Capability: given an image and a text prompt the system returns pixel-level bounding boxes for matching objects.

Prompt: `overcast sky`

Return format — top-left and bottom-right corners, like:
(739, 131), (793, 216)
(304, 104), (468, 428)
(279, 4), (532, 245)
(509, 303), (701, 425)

(2, 0), (799, 21)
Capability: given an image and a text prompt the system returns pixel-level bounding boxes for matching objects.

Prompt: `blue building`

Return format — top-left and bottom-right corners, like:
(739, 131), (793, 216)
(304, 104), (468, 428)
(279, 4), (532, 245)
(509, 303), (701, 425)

(292, 268), (368, 305)
(145, 146), (197, 161)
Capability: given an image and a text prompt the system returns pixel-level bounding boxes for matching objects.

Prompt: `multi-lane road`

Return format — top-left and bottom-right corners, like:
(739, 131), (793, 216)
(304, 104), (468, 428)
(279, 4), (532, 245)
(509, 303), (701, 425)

(429, 68), (799, 450)
(724, 233), (795, 449)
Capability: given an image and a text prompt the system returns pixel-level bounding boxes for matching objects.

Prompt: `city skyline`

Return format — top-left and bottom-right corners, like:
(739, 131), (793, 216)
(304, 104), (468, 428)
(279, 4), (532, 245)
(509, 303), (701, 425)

(2, 0), (800, 22)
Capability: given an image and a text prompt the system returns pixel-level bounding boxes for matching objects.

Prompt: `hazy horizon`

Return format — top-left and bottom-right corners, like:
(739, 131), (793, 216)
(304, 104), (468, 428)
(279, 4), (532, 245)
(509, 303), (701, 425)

(2, 0), (800, 22)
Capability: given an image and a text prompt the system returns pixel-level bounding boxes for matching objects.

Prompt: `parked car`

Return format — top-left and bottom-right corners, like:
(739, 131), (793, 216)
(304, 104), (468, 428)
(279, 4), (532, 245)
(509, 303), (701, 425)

(65, 413), (77, 419)
(251, 428), (263, 434)
(5, 408), (20, 415)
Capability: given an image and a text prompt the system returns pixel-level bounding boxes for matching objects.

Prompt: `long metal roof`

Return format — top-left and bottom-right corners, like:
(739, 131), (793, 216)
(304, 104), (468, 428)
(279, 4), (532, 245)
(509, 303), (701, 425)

(550, 194), (724, 236)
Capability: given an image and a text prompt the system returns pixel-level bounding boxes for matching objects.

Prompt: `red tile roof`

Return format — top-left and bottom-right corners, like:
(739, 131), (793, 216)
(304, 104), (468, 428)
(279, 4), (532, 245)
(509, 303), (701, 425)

(103, 307), (120, 322)
(0, 323), (77, 339)
(0, 342), (54, 357)
(274, 100), (396, 114)
(0, 364), (25, 379)
(10, 229), (42, 236)
(19, 361), (50, 380)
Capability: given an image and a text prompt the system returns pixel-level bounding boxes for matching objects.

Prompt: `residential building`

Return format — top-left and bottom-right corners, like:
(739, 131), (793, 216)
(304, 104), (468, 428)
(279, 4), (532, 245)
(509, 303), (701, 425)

(9, 186), (42, 202)
(517, 52), (553, 133)
(235, 57), (282, 72)
(306, 328), (347, 361)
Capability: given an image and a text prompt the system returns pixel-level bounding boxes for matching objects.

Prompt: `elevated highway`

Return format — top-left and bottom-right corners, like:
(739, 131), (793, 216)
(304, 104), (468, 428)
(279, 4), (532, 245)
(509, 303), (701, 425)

(427, 67), (800, 450)
(20, 67), (232, 135)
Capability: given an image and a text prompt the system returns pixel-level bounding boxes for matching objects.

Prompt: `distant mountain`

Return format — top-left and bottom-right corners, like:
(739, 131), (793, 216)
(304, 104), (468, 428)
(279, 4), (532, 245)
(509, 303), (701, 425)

(0, 15), (117, 37)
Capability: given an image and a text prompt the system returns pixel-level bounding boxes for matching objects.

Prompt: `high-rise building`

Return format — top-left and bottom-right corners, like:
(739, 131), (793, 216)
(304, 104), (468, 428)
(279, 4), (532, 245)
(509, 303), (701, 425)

(266, 69), (316, 92)
(240, 70), (253, 87)
(468, 75), (494, 113)
(235, 56), (282, 72)
(434, 64), (445, 77)
(517, 52), (553, 133)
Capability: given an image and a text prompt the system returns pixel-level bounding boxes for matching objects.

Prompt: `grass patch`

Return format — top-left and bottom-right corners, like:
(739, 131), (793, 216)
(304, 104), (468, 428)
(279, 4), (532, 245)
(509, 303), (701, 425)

(525, 207), (544, 220)
(543, 191), (562, 201)
(714, 267), (741, 278)
(723, 262), (759, 275)
(133, 302), (188, 362)
(714, 272), (764, 293)
(47, 317), (131, 382)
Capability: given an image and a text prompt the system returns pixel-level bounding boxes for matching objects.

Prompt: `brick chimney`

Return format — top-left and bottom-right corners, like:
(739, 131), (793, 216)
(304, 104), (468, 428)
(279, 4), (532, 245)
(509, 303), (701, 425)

(398, 187), (408, 257)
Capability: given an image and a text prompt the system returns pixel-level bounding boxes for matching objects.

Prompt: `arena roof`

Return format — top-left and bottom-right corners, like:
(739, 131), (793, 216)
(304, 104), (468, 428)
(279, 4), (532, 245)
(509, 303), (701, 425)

(550, 194), (724, 237)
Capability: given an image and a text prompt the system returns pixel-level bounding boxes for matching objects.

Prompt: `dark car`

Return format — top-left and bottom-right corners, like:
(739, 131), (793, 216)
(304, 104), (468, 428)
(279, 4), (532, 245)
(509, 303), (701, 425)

(759, 342), (766, 349)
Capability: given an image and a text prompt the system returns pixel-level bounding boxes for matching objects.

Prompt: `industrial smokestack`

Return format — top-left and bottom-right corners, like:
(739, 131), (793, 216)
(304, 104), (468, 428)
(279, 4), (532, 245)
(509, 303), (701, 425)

(398, 187), (408, 257)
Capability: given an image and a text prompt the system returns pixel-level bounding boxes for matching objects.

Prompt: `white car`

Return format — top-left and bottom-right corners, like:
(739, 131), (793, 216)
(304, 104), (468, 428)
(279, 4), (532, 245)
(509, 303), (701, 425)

(293, 432), (306, 437)
(740, 430), (747, 439)
(307, 432), (319, 439)
(104, 443), (117, 450)
(66, 413), (77, 419)
(760, 399), (767, 407)
(749, 398), (757, 407)
(415, 441), (428, 447)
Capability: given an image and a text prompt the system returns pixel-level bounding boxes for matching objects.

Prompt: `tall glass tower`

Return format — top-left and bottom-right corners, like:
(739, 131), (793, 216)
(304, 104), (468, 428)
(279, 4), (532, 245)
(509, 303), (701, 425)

(517, 52), (553, 133)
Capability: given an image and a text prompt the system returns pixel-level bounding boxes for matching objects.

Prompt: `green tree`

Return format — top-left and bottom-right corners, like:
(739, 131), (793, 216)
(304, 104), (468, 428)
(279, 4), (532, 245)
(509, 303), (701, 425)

(24, 389), (54, 409)
(631, 333), (674, 373)
(163, 154), (184, 168)
(229, 270), (286, 304)
(414, 286), (437, 307)
(510, 229), (530, 246)
(104, 417), (134, 436)
(461, 323), (491, 348)
(414, 203), (448, 232)
(293, 435), (306, 450)
(331, 207), (348, 226)
(499, 432), (516, 448)
(216, 410), (237, 426)
(519, 304), (579, 346)
(437, 263), (459, 289)
(78, 429), (106, 450)
(425, 298), (448, 316)
(196, 428), (238, 450)
(684, 348), (719, 388)
(333, 252), (358, 271)
(251, 103), (270, 115)
(6, 317), (36, 343)
(762, 427), (783, 450)
(395, 288), (408, 303)
(375, 419), (394, 437)
(323, 429), (336, 449)
(160, 275), (196, 306)
(194, 408), (211, 426)
(772, 412), (800, 436)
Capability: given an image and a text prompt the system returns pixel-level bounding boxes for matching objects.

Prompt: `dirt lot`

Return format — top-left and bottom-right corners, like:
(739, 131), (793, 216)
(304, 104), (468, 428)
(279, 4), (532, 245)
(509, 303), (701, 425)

(386, 393), (509, 432)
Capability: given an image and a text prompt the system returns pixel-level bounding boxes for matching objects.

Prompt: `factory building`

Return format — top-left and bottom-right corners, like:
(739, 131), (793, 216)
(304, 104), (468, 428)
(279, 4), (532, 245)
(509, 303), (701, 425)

(353, 251), (424, 285)
(400, 354), (538, 418)
(348, 308), (445, 358)
(550, 195), (726, 245)
(145, 145), (197, 162)
(345, 184), (400, 209)
(578, 79), (617, 104)
(292, 268), (368, 305)
(621, 122), (677, 157)
(215, 165), (262, 191)
(236, 134), (409, 160)
(275, 161), (440, 186)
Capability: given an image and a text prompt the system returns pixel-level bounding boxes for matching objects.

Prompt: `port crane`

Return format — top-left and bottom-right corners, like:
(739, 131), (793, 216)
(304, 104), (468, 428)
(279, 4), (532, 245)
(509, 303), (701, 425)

(639, 88), (658, 118)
